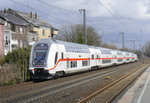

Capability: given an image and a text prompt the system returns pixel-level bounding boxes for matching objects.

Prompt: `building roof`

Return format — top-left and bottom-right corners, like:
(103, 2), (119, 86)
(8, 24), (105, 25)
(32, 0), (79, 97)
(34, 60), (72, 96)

(8, 9), (52, 28)
(0, 10), (30, 26)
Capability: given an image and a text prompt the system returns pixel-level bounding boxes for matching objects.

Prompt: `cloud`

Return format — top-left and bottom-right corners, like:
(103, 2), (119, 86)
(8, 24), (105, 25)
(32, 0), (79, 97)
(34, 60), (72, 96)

(0, 0), (150, 49)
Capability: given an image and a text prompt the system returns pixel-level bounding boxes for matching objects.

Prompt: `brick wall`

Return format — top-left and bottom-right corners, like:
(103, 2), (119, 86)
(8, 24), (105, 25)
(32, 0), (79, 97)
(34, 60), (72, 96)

(0, 24), (4, 56)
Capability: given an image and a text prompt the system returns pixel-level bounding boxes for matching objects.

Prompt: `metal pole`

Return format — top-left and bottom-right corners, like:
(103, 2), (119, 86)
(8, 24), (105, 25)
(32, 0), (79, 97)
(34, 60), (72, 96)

(79, 9), (87, 44)
(133, 40), (135, 50)
(83, 9), (87, 44)
(120, 32), (124, 51)
(123, 32), (124, 51)
(130, 40), (135, 50)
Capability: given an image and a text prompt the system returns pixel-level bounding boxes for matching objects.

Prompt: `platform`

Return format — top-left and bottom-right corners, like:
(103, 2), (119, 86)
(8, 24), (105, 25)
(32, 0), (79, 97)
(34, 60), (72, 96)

(113, 66), (150, 103)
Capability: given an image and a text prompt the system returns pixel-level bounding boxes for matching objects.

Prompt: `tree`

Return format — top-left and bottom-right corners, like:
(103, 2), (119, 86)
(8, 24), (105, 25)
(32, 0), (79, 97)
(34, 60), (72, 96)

(101, 43), (118, 49)
(56, 24), (102, 46)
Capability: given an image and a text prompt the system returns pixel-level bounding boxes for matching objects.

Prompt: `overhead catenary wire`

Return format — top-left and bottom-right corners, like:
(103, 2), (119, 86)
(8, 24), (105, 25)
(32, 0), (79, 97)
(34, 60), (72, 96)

(96, 0), (139, 41)
(106, 2), (140, 41)
(35, 0), (82, 25)
(11, 0), (142, 48)
(36, 0), (79, 15)
(10, 0), (71, 25)
(96, 0), (123, 28)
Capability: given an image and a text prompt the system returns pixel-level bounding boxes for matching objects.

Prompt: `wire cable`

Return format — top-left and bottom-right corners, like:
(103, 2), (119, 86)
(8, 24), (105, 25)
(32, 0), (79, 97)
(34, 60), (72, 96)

(10, 0), (70, 24)
(97, 0), (139, 41)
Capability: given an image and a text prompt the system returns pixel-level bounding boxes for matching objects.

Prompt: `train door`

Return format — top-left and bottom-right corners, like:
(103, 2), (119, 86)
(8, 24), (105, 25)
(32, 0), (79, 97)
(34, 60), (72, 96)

(60, 52), (65, 70)
(89, 48), (96, 68)
(66, 53), (70, 71)
(90, 54), (95, 67)
(96, 54), (99, 66)
(57, 51), (64, 70)
(111, 51), (116, 65)
(114, 55), (117, 65)
(54, 51), (62, 69)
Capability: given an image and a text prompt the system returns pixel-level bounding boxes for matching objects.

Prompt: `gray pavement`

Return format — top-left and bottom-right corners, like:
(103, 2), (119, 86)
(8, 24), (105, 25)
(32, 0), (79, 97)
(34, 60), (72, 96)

(113, 66), (150, 103)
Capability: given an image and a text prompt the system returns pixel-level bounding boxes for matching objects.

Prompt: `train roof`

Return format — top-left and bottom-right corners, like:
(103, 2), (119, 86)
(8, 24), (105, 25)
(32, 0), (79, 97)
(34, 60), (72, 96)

(34, 39), (136, 55)
(35, 38), (90, 53)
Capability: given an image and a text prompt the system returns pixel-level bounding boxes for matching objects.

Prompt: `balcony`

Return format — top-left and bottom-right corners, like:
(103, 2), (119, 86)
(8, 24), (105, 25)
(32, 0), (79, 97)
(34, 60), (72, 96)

(28, 41), (35, 46)
(11, 39), (18, 45)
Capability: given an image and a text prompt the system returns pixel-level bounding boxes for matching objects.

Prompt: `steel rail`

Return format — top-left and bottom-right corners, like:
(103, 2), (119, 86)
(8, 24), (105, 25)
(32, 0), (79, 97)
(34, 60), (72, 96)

(0, 62), (142, 103)
(78, 63), (149, 103)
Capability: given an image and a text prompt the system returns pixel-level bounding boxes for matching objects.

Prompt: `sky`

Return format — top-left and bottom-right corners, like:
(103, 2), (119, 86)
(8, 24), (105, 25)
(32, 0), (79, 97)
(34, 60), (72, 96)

(0, 0), (150, 50)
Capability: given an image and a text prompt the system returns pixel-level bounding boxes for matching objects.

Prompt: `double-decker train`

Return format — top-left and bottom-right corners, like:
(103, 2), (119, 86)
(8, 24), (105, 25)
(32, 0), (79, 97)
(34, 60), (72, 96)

(29, 38), (138, 79)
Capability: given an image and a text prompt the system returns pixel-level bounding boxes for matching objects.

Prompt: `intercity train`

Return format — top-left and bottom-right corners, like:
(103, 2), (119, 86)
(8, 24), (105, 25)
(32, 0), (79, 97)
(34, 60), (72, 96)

(29, 39), (138, 79)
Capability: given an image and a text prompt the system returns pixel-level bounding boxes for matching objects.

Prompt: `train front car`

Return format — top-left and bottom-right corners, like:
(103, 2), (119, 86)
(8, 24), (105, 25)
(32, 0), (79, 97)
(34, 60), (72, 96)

(29, 39), (52, 79)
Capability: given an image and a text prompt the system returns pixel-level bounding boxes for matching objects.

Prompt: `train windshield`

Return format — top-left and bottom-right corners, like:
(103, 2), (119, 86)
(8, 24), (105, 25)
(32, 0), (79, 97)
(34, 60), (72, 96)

(33, 43), (48, 60)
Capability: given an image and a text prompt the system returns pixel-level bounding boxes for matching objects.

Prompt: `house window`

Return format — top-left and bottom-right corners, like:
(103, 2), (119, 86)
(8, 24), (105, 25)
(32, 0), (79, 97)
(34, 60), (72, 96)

(19, 27), (23, 34)
(42, 30), (45, 36)
(20, 40), (23, 48)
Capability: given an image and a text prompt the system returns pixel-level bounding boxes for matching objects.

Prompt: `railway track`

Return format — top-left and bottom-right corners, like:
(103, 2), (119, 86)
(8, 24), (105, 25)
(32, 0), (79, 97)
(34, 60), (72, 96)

(79, 63), (149, 103)
(0, 60), (148, 103)
(0, 62), (137, 95)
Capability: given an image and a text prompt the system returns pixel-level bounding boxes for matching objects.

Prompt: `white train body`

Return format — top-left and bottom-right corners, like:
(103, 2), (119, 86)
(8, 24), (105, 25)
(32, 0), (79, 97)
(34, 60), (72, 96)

(29, 39), (138, 79)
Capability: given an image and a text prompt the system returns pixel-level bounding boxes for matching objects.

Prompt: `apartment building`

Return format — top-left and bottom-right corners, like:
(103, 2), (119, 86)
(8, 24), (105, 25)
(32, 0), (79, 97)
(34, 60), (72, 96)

(0, 8), (58, 55)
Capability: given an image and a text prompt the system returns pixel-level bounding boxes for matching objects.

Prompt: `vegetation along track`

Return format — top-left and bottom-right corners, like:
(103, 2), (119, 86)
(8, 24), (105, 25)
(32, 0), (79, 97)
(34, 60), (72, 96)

(0, 60), (148, 103)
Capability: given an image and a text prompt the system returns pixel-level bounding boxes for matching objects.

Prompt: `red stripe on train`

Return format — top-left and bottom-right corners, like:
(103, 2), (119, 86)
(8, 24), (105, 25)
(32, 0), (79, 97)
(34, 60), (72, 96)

(48, 57), (136, 71)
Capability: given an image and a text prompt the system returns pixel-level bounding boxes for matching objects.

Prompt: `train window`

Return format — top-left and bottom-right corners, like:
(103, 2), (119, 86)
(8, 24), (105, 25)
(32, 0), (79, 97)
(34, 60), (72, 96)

(102, 59), (111, 64)
(64, 44), (90, 53)
(61, 53), (64, 59)
(70, 61), (77, 68)
(70, 61), (73, 68)
(54, 52), (58, 65)
(34, 43), (48, 61)
(91, 55), (94, 59)
(101, 49), (111, 54)
(118, 59), (123, 62)
(117, 52), (123, 55)
(82, 60), (88, 66)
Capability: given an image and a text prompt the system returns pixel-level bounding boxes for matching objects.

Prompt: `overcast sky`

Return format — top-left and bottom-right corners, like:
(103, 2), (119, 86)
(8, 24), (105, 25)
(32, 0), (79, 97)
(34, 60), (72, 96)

(1, 0), (150, 50)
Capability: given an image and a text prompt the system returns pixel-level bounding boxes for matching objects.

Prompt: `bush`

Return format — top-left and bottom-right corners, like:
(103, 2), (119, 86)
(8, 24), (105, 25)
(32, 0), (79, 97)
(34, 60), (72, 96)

(0, 48), (31, 84)
(0, 57), (6, 66)
(0, 64), (21, 86)
(5, 47), (31, 64)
